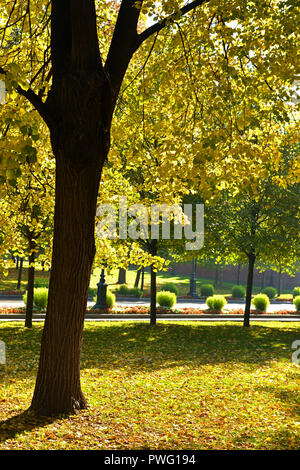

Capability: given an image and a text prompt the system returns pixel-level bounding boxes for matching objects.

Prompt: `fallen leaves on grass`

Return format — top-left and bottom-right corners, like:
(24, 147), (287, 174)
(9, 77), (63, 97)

(0, 321), (299, 450)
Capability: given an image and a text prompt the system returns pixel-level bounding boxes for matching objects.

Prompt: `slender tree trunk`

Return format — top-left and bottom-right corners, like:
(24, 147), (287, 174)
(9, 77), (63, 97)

(150, 240), (157, 326)
(141, 267), (145, 292)
(117, 267), (126, 284)
(244, 253), (256, 328)
(25, 243), (36, 328)
(150, 265), (157, 326)
(16, 256), (19, 270)
(134, 269), (141, 288)
(17, 257), (23, 291)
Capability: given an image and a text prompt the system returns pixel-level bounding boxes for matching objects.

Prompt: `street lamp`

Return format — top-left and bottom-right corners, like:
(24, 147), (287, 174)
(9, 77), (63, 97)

(92, 267), (108, 310)
(188, 259), (198, 298)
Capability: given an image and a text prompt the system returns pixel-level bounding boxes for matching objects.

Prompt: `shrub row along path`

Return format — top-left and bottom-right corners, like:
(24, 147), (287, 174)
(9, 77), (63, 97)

(0, 297), (298, 322)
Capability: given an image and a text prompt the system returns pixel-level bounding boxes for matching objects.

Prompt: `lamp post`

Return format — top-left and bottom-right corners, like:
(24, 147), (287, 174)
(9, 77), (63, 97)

(92, 267), (108, 310)
(188, 259), (198, 298)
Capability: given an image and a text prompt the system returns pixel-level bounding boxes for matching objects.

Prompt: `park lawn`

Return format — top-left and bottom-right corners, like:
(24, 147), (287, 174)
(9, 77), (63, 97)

(0, 321), (299, 450)
(1, 266), (294, 299)
(90, 267), (293, 298)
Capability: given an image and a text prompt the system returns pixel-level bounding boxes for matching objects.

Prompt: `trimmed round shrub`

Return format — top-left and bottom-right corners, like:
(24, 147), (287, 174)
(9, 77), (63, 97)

(115, 284), (130, 295)
(115, 285), (143, 298)
(252, 293), (270, 312)
(293, 287), (300, 298)
(157, 291), (176, 309)
(160, 282), (178, 296)
(93, 290), (116, 309)
(23, 287), (48, 310)
(261, 286), (277, 299)
(106, 291), (116, 308)
(293, 295), (300, 312)
(206, 295), (227, 312)
(200, 284), (214, 297)
(231, 285), (246, 298)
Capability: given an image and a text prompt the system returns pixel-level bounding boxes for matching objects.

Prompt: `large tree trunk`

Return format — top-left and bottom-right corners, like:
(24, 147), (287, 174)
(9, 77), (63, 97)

(31, 156), (103, 415)
(30, 0), (113, 415)
(25, 244), (36, 329)
(244, 253), (256, 328)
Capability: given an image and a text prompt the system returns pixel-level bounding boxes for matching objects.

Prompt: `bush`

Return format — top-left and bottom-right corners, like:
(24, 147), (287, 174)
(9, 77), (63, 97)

(157, 291), (176, 309)
(200, 284), (214, 297)
(106, 291), (116, 308)
(231, 285), (246, 298)
(160, 282), (178, 296)
(293, 287), (300, 298)
(206, 295), (227, 312)
(115, 285), (143, 298)
(261, 286), (277, 299)
(293, 295), (300, 312)
(23, 287), (48, 310)
(252, 294), (270, 312)
(93, 290), (116, 309)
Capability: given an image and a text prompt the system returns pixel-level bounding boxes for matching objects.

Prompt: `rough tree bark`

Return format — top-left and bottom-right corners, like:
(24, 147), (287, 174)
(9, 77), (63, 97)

(31, 0), (111, 415)
(30, 0), (142, 415)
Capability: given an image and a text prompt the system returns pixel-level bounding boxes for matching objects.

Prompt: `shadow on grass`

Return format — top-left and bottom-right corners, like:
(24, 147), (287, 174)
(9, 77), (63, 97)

(0, 409), (56, 443)
(81, 322), (299, 372)
(0, 322), (298, 369)
(0, 322), (298, 375)
(0, 321), (298, 445)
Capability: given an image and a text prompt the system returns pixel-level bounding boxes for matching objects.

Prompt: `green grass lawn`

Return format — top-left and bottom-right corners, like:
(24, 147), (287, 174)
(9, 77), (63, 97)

(0, 321), (299, 450)
(90, 267), (294, 298)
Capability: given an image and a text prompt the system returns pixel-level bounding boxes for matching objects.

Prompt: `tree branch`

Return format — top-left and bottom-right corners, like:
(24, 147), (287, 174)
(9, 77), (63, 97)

(105, 0), (143, 101)
(0, 66), (54, 127)
(135, 0), (208, 49)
